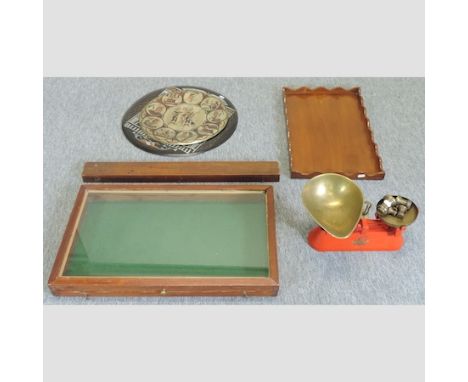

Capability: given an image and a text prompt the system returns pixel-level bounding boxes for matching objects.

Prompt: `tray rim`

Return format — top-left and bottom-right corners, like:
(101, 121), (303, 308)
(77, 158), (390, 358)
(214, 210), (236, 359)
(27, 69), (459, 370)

(282, 86), (385, 180)
(48, 184), (279, 297)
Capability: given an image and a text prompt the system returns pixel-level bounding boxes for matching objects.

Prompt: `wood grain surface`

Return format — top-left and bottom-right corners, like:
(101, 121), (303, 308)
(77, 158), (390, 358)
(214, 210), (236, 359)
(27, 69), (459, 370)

(82, 161), (280, 182)
(283, 87), (385, 179)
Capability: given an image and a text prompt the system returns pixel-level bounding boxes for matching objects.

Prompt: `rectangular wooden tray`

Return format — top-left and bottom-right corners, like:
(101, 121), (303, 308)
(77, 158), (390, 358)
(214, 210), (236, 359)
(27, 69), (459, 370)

(82, 161), (280, 183)
(48, 184), (279, 297)
(283, 87), (385, 179)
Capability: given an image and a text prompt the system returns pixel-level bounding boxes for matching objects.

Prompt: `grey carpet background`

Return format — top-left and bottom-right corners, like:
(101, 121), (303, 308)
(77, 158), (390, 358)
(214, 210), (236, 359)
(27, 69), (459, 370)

(43, 77), (424, 305)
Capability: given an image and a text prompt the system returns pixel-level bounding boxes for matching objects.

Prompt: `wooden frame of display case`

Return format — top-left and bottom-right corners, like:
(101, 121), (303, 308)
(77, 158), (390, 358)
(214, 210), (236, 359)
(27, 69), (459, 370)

(48, 184), (279, 297)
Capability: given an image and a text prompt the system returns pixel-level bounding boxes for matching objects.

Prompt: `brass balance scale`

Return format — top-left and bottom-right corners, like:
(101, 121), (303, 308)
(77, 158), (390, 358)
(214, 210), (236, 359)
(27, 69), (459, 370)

(302, 173), (418, 251)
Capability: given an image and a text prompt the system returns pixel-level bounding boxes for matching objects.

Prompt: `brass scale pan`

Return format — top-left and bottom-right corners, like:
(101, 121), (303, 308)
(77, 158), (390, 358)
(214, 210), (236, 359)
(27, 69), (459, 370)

(302, 173), (418, 238)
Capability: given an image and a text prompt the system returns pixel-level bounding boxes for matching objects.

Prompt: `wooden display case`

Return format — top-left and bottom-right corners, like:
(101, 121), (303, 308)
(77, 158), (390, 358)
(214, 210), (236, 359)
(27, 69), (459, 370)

(48, 184), (279, 297)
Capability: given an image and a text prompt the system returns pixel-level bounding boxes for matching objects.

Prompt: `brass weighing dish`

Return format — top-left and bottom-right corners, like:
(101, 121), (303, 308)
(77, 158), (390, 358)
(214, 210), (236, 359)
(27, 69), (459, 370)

(376, 196), (419, 228)
(302, 173), (365, 239)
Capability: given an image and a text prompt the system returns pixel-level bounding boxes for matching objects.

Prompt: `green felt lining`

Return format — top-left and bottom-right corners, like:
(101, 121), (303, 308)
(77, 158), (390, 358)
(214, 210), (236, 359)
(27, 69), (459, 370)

(64, 192), (270, 277)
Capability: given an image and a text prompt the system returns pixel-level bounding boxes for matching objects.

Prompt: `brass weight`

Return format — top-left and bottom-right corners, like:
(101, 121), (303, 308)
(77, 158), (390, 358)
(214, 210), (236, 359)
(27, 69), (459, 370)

(376, 195), (419, 228)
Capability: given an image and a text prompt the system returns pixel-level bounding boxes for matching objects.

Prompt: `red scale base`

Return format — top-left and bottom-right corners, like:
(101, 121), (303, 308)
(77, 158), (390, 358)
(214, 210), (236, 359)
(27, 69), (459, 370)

(307, 218), (405, 252)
